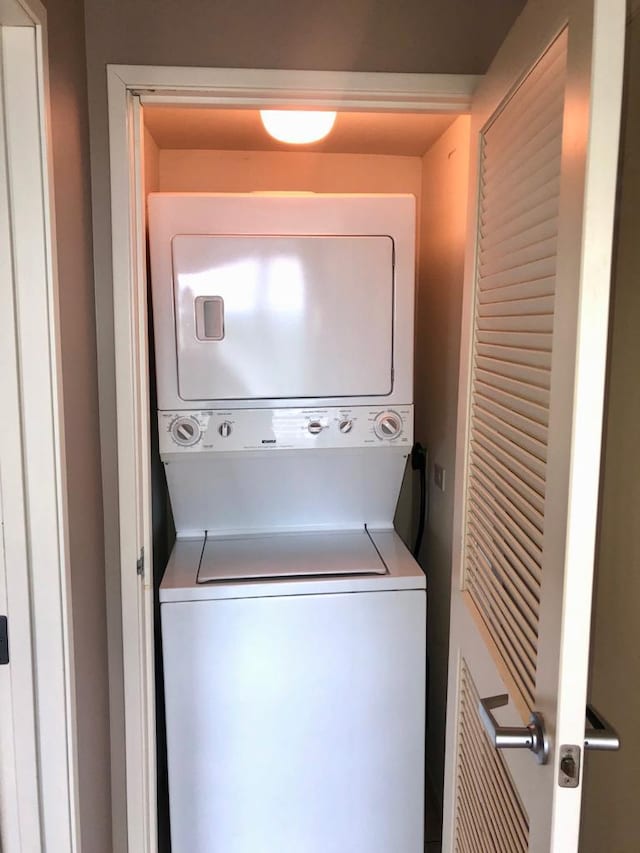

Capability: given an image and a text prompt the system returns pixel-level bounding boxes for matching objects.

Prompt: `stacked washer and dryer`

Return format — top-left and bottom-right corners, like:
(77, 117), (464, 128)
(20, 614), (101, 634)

(149, 192), (427, 853)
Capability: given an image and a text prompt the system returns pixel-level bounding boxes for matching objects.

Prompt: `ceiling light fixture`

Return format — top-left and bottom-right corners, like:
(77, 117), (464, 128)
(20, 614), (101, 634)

(259, 110), (337, 144)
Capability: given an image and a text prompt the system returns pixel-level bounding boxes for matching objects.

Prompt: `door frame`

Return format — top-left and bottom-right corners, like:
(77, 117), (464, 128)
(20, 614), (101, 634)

(105, 64), (479, 851)
(0, 0), (79, 850)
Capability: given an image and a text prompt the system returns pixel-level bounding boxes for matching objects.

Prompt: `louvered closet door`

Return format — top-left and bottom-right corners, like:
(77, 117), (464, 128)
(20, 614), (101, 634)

(468, 29), (566, 721)
(441, 1), (625, 851)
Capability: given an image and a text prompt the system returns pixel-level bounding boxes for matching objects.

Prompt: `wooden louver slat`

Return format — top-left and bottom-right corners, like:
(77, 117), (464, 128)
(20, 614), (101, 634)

(477, 274), (556, 304)
(479, 197), (561, 261)
(473, 380), (549, 427)
(475, 328), (553, 354)
(481, 35), (566, 151)
(469, 524), (537, 648)
(480, 156), (560, 228)
(462, 29), (568, 712)
(454, 661), (530, 851)
(469, 478), (543, 590)
(470, 461), (544, 551)
(474, 356), (551, 393)
(474, 341), (552, 372)
(472, 402), (547, 464)
(478, 215), (559, 267)
(474, 367), (550, 407)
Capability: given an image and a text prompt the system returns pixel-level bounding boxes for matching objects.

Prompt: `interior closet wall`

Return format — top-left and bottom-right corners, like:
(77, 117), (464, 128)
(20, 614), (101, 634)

(579, 8), (640, 851)
(156, 148), (422, 198)
(144, 126), (160, 193)
(415, 115), (471, 804)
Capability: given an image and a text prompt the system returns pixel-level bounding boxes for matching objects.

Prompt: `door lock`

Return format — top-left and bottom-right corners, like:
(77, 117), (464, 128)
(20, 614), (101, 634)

(559, 744), (581, 788)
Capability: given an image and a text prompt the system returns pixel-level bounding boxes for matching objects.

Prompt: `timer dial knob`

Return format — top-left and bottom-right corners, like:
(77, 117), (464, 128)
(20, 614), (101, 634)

(218, 421), (232, 438)
(374, 410), (402, 440)
(171, 416), (201, 446)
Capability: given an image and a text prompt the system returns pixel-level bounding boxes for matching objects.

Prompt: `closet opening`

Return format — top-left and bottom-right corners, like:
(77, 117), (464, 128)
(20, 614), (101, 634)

(139, 102), (472, 849)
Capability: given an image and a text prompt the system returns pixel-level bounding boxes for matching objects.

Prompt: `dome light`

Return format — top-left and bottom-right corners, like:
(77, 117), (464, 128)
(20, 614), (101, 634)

(259, 110), (337, 144)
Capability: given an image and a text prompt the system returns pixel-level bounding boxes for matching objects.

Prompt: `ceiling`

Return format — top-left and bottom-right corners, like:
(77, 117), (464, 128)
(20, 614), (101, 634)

(144, 108), (457, 157)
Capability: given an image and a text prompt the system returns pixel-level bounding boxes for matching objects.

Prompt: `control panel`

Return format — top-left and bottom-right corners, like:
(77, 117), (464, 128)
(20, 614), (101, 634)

(159, 406), (413, 455)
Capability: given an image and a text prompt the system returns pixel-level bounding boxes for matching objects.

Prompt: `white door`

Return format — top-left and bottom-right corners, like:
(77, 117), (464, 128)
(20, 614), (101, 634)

(442, 0), (625, 850)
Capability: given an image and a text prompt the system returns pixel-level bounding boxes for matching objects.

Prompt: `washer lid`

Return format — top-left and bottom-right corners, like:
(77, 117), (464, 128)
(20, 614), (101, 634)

(197, 529), (387, 583)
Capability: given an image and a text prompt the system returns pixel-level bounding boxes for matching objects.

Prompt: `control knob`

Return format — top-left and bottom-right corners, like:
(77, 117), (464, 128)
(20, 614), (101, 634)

(171, 416), (201, 446)
(218, 421), (232, 438)
(307, 420), (324, 435)
(374, 411), (403, 440)
(339, 419), (353, 434)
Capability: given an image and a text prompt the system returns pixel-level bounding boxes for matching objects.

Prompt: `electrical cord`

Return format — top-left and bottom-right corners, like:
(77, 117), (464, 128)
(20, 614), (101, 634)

(411, 441), (432, 809)
(411, 442), (428, 560)
(411, 441), (430, 727)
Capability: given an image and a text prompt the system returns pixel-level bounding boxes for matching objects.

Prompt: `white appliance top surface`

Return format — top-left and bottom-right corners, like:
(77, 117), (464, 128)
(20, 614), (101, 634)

(198, 529), (386, 583)
(160, 528), (425, 602)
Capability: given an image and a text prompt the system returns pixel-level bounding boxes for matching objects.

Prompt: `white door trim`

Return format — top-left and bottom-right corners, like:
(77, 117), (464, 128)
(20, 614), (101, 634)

(105, 64), (479, 852)
(0, 0), (79, 850)
(111, 64), (479, 111)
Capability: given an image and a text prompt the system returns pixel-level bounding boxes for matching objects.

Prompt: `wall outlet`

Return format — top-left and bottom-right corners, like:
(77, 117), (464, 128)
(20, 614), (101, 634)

(434, 464), (446, 492)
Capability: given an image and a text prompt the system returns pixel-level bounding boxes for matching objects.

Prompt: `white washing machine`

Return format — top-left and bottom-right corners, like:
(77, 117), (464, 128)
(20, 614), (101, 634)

(149, 192), (426, 853)
(161, 529), (425, 852)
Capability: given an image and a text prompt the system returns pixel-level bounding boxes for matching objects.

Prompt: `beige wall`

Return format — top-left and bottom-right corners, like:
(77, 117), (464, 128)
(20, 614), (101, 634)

(84, 1), (524, 77)
(44, 0), (112, 850)
(157, 147), (422, 197)
(579, 8), (640, 851)
(414, 116), (471, 805)
(144, 125), (160, 196)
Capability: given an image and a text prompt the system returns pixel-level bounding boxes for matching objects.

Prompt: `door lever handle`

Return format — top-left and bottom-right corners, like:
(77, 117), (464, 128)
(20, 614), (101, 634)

(584, 704), (620, 751)
(479, 694), (549, 765)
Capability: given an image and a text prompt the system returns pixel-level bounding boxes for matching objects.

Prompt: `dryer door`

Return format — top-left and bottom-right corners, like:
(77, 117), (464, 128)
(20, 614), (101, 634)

(172, 234), (394, 401)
